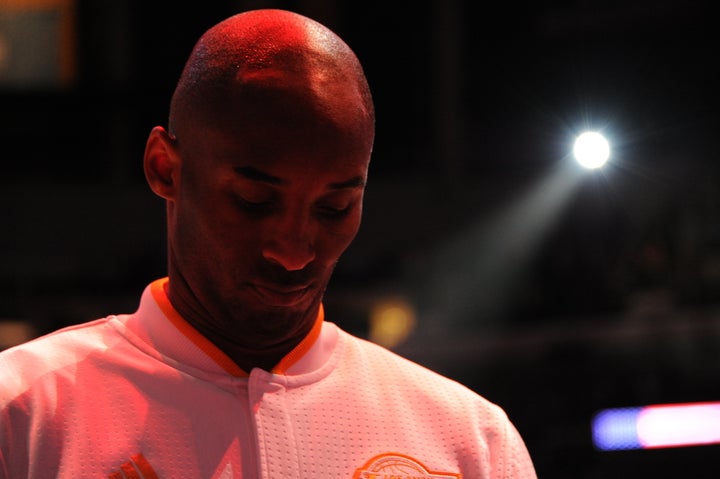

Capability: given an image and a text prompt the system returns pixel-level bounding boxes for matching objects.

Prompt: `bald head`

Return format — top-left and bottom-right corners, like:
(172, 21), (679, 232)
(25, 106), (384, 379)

(168, 9), (374, 148)
(142, 10), (377, 365)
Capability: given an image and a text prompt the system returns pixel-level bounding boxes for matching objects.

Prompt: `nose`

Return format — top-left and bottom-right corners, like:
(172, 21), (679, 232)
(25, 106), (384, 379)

(261, 220), (316, 271)
(262, 238), (316, 271)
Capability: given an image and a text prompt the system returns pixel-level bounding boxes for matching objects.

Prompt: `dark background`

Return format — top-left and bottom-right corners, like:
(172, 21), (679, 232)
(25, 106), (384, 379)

(1, 1), (719, 477)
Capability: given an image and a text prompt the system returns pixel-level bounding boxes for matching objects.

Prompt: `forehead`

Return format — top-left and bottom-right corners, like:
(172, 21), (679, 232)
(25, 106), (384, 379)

(182, 76), (373, 174)
(184, 123), (371, 183)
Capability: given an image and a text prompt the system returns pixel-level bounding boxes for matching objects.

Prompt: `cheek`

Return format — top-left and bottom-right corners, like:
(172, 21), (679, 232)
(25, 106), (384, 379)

(318, 213), (362, 261)
(174, 190), (252, 258)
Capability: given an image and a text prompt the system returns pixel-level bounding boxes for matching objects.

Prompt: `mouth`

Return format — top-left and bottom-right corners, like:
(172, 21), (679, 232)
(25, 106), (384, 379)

(249, 282), (313, 307)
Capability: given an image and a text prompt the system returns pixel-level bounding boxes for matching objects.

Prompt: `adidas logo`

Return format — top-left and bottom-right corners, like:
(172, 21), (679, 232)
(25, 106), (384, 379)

(107, 453), (158, 479)
(107, 454), (236, 479)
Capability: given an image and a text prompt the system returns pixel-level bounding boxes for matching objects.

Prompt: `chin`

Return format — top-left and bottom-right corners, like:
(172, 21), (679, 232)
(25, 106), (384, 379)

(222, 288), (323, 338)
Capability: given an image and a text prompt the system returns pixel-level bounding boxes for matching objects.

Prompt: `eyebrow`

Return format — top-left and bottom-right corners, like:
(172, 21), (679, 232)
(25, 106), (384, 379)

(329, 176), (366, 190)
(235, 166), (366, 190)
(234, 166), (283, 185)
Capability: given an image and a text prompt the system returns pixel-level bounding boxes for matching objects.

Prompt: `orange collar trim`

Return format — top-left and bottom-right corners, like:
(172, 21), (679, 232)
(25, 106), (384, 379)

(149, 278), (324, 378)
(272, 302), (323, 375)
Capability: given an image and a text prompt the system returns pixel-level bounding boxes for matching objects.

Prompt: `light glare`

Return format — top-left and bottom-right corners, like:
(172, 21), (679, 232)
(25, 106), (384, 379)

(592, 402), (720, 450)
(638, 403), (720, 448)
(573, 131), (610, 169)
(369, 299), (416, 349)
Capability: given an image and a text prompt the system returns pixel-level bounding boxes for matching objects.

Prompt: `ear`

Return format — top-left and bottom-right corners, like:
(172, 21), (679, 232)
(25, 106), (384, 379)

(144, 126), (180, 200)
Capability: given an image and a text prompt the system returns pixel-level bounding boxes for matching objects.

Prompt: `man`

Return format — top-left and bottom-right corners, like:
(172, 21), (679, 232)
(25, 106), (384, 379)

(0, 9), (537, 479)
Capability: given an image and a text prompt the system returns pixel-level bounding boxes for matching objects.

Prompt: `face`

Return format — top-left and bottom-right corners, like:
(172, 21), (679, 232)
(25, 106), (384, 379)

(165, 93), (373, 344)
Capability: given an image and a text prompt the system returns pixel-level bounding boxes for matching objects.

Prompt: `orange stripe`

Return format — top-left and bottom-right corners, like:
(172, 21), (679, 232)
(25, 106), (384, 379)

(107, 473), (123, 479)
(150, 278), (325, 376)
(131, 453), (159, 479)
(272, 303), (324, 374)
(150, 278), (247, 377)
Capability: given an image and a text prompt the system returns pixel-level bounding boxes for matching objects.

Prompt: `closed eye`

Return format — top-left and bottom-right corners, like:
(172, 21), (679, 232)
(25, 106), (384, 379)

(237, 196), (276, 215)
(316, 201), (356, 220)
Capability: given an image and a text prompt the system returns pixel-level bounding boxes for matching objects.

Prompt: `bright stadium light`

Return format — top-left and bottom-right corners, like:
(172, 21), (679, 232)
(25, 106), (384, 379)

(573, 131), (610, 169)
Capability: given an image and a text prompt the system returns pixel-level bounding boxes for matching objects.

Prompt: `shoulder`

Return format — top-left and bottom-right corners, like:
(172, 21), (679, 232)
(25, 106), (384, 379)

(333, 328), (534, 463)
(336, 327), (505, 417)
(338, 328), (471, 387)
(0, 317), (119, 405)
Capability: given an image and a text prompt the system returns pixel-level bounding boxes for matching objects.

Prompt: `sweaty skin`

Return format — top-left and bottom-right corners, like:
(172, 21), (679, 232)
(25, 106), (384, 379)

(144, 9), (375, 373)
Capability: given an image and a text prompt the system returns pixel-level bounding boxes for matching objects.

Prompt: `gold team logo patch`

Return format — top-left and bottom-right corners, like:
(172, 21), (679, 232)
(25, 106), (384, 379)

(353, 453), (461, 479)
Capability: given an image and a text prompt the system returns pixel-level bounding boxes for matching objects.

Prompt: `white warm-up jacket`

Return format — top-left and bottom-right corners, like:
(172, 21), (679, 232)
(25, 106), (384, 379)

(0, 279), (537, 479)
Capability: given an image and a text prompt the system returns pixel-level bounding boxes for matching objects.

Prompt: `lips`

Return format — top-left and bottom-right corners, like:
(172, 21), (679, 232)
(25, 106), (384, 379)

(249, 282), (312, 307)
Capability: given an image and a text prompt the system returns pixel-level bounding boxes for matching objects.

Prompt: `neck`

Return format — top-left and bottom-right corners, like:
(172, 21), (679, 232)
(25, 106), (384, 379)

(165, 270), (319, 373)
(192, 318), (315, 373)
